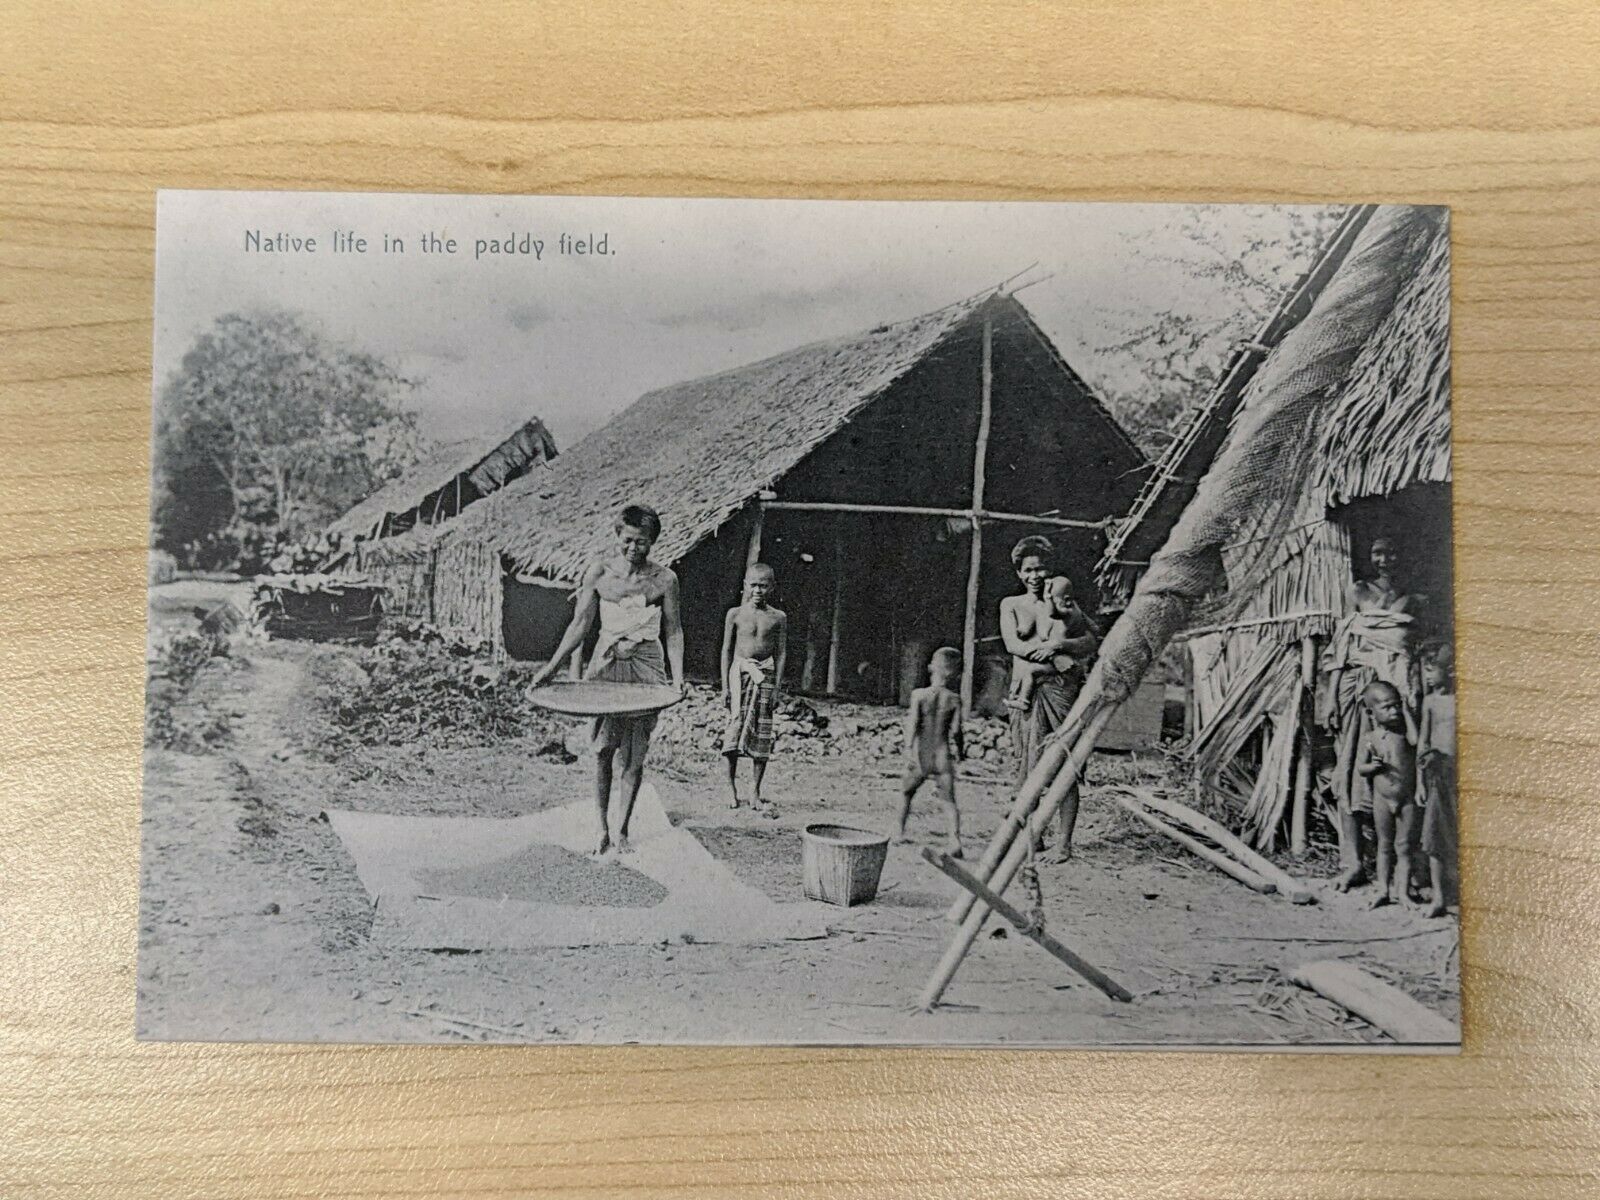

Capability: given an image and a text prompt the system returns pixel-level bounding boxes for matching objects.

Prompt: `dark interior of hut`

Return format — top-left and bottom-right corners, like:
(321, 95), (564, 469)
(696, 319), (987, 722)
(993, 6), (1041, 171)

(1331, 481), (1454, 640)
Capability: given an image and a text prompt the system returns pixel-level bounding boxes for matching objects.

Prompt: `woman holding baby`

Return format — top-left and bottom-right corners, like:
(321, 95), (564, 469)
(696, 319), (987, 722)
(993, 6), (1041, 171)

(999, 535), (1100, 863)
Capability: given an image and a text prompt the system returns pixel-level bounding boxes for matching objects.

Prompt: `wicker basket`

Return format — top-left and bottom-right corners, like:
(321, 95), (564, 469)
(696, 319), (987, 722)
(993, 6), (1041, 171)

(801, 824), (890, 907)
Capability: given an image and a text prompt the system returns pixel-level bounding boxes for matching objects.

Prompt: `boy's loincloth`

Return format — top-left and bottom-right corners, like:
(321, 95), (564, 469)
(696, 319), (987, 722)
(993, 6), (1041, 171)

(721, 656), (776, 760)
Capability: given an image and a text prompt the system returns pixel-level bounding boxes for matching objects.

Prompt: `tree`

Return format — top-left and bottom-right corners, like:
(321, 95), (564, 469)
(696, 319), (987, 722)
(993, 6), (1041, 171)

(1089, 206), (1347, 454)
(152, 309), (422, 569)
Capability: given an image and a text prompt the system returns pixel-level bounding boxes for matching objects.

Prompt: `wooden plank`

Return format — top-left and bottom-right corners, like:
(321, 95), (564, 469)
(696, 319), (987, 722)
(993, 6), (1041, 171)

(1290, 960), (1459, 1045)
(922, 849), (1133, 1003)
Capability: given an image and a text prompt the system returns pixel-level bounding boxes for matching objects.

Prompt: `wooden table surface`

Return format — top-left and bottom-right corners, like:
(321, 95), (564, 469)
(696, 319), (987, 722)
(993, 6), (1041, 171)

(6, 3), (1599, 1196)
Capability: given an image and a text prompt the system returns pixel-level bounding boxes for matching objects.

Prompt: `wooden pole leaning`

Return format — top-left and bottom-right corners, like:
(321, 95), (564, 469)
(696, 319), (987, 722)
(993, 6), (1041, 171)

(1104, 794), (1274, 893)
(944, 717), (1080, 924)
(920, 704), (1116, 1012)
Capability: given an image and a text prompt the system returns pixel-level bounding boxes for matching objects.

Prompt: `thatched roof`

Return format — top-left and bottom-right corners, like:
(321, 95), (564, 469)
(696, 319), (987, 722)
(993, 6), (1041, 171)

(1313, 220), (1451, 505)
(449, 292), (1140, 583)
(1098, 209), (1450, 605)
(328, 414), (558, 540)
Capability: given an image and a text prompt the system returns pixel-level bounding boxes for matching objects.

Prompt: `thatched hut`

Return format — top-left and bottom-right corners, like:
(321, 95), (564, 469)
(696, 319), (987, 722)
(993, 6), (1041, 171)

(1097, 207), (1450, 848)
(331, 415), (557, 622)
(330, 414), (558, 542)
(434, 291), (1147, 708)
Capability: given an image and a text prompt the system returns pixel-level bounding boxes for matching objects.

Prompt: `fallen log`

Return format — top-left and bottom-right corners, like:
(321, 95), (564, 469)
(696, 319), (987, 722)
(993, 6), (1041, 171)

(1115, 788), (1316, 904)
(1288, 960), (1459, 1045)
(1104, 793), (1275, 894)
(922, 849), (1132, 1004)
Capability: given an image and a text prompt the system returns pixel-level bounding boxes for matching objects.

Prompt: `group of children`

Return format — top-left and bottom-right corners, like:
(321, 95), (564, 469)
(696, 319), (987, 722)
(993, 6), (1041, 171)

(720, 560), (1458, 916)
(1345, 641), (1458, 917)
(718, 562), (969, 855)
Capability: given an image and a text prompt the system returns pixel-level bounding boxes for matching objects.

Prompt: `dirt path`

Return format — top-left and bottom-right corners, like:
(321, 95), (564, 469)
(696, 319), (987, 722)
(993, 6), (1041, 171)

(139, 639), (1460, 1046)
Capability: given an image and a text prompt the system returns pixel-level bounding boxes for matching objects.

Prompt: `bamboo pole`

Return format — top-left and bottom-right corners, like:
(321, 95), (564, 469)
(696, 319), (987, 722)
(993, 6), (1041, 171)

(1105, 795), (1275, 894)
(826, 520), (844, 694)
(921, 705), (1114, 1011)
(962, 516), (983, 715)
(1111, 788), (1314, 903)
(1290, 635), (1317, 856)
(760, 500), (1101, 530)
(961, 319), (994, 716)
(1290, 729), (1311, 855)
(922, 849), (1133, 1002)
(944, 710), (1085, 923)
(744, 504), (765, 575)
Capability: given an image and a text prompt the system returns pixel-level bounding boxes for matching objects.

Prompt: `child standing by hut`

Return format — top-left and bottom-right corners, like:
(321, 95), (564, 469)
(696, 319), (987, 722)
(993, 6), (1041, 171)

(720, 563), (787, 814)
(896, 646), (965, 857)
(1355, 680), (1418, 909)
(1417, 643), (1458, 918)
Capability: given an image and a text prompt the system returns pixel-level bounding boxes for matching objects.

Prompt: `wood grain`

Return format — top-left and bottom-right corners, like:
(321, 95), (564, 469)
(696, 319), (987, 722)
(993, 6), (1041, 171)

(5, 1), (1600, 1195)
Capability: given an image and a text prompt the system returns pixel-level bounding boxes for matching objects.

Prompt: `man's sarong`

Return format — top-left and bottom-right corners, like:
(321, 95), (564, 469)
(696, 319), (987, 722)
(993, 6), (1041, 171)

(721, 656), (776, 760)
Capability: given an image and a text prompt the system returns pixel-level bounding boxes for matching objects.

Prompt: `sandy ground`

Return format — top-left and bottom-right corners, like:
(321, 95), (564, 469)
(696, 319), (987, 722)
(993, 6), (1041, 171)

(138, 592), (1460, 1048)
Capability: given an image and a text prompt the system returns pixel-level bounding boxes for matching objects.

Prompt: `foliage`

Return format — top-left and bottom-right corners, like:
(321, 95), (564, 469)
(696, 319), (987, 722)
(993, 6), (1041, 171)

(302, 623), (557, 752)
(1091, 206), (1347, 454)
(152, 309), (424, 569)
(145, 630), (233, 752)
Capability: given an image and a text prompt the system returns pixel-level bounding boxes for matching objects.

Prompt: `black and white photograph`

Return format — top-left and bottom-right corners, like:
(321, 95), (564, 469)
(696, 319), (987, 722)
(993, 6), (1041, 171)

(141, 191), (1456, 1048)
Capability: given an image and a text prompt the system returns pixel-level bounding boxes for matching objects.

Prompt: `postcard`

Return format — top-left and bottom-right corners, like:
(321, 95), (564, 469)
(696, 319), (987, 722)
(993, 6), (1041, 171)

(141, 191), (1456, 1047)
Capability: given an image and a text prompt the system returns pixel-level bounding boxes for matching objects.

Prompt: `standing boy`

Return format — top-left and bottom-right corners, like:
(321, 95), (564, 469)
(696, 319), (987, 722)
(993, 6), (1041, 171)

(896, 646), (965, 857)
(720, 563), (787, 814)
(1417, 642), (1458, 919)
(1356, 680), (1418, 909)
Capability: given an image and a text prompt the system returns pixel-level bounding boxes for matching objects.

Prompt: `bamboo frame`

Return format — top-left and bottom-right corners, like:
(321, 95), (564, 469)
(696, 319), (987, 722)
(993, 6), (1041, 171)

(921, 704), (1115, 1010)
(1101, 204), (1377, 575)
(760, 499), (1102, 531)
(924, 204), (1390, 1013)
(922, 849), (1132, 1002)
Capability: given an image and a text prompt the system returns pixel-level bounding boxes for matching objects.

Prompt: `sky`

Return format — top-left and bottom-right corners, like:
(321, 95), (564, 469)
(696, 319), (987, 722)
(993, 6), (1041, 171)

(153, 192), (1327, 452)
